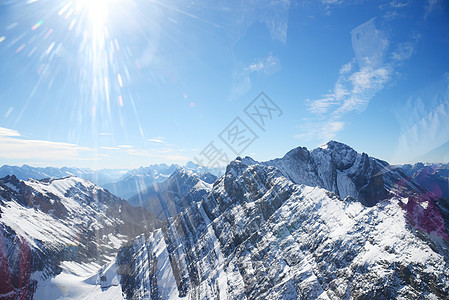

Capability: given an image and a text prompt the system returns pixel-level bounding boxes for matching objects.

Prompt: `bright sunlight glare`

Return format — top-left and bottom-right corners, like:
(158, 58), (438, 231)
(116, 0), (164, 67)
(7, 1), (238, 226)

(1, 0), (163, 159)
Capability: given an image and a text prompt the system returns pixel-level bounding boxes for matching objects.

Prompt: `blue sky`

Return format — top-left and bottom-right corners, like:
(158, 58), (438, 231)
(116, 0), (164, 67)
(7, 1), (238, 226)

(0, 0), (448, 169)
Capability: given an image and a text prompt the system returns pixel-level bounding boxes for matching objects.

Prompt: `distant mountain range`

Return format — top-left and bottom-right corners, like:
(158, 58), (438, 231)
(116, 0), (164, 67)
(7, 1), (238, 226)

(0, 165), (127, 186)
(128, 167), (216, 220)
(1, 141), (448, 299)
(102, 164), (179, 199)
(0, 162), (223, 200)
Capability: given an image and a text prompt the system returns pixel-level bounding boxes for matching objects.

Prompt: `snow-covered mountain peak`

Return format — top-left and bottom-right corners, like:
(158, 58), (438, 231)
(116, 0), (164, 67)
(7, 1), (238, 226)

(225, 156), (255, 179)
(185, 160), (199, 169)
(0, 174), (160, 299)
(0, 174), (22, 192)
(127, 166), (214, 221)
(319, 140), (352, 150)
(281, 145), (311, 162)
(171, 165), (193, 177)
(238, 155), (259, 166)
(314, 140), (359, 171)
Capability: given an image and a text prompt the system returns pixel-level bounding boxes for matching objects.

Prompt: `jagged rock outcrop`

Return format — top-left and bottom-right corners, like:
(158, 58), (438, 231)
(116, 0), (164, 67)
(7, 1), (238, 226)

(264, 141), (426, 207)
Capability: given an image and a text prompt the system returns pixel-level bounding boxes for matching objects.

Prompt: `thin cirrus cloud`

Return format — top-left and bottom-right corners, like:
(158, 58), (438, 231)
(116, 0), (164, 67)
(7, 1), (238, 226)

(295, 120), (345, 142)
(231, 54), (281, 100)
(244, 55), (281, 75)
(311, 17), (391, 116)
(147, 138), (166, 144)
(0, 127), (91, 160)
(303, 61), (391, 140)
(392, 73), (449, 163)
(299, 15), (413, 142)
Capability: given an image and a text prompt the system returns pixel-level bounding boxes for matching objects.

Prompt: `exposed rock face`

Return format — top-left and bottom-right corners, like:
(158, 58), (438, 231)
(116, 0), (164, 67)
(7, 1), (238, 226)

(0, 175), (159, 298)
(264, 141), (426, 207)
(117, 151), (449, 299)
(128, 168), (214, 220)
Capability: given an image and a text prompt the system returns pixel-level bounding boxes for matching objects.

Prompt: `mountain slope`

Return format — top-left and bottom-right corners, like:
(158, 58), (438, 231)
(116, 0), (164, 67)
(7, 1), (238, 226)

(116, 149), (449, 299)
(400, 163), (449, 200)
(0, 175), (159, 299)
(103, 164), (178, 199)
(127, 167), (215, 220)
(103, 162), (219, 200)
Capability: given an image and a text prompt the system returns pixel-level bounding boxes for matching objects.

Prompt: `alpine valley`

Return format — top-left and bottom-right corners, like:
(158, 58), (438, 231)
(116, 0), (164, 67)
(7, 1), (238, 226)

(1, 141), (448, 299)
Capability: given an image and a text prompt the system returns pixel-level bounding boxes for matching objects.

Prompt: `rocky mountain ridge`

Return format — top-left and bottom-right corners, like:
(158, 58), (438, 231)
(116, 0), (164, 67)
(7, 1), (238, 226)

(116, 141), (449, 299)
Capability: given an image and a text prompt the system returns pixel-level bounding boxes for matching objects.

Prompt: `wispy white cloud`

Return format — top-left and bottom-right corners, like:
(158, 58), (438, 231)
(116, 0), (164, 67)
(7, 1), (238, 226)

(391, 42), (414, 62)
(126, 148), (150, 156)
(148, 147), (173, 154)
(306, 17), (391, 120)
(0, 127), (91, 160)
(147, 138), (166, 144)
(389, 0), (409, 9)
(321, 0), (342, 4)
(298, 17), (415, 142)
(307, 95), (338, 115)
(100, 146), (120, 150)
(425, 0), (441, 19)
(225, 0), (291, 44)
(295, 120), (345, 141)
(307, 63), (391, 116)
(392, 73), (449, 163)
(118, 145), (133, 148)
(0, 127), (21, 137)
(244, 55), (281, 75)
(231, 54), (281, 99)
(337, 66), (391, 113)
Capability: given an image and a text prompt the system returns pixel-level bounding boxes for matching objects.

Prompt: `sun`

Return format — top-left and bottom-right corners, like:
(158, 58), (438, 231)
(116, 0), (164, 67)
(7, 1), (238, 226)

(76, 0), (111, 28)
